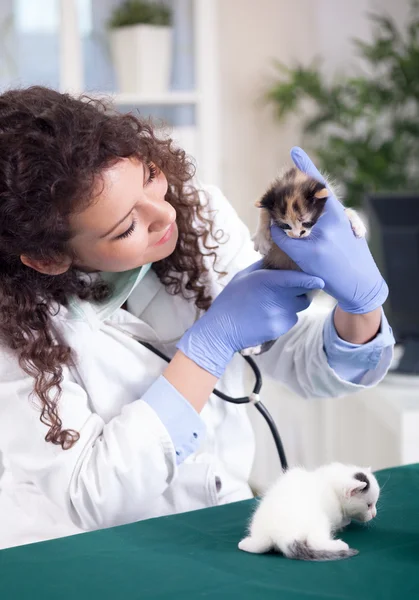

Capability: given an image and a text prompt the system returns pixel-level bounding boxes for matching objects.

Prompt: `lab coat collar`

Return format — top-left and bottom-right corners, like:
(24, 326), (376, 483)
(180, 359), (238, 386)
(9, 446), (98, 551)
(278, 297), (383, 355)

(66, 263), (152, 326)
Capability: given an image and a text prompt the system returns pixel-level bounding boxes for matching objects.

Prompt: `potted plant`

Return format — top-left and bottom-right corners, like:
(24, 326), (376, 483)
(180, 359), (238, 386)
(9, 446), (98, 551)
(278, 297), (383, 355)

(108, 0), (172, 95)
(265, 0), (419, 208)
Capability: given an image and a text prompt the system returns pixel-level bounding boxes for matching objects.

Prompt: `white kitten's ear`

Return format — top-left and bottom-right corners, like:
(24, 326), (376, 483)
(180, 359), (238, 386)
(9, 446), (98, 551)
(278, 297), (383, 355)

(346, 481), (368, 498)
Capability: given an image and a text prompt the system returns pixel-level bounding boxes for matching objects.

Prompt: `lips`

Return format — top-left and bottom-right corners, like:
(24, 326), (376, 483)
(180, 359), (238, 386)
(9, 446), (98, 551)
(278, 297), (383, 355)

(154, 222), (175, 246)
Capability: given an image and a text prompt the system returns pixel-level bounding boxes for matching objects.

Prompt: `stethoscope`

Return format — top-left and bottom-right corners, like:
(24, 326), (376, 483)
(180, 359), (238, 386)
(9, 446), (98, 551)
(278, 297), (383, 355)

(138, 340), (288, 471)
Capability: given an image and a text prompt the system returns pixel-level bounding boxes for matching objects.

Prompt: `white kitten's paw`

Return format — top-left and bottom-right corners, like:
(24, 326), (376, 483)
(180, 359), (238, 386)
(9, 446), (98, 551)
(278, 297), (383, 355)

(252, 230), (272, 256)
(238, 536), (272, 554)
(344, 208), (367, 238)
(238, 537), (253, 552)
(332, 539), (349, 552)
(241, 345), (262, 356)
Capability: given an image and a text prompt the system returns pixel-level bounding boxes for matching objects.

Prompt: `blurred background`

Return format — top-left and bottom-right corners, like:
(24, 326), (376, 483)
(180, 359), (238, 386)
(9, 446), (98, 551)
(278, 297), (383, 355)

(1, 0), (418, 491)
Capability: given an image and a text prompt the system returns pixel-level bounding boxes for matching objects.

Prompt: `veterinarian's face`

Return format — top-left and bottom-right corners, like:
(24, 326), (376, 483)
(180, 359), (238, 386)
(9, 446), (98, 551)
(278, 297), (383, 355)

(69, 158), (178, 272)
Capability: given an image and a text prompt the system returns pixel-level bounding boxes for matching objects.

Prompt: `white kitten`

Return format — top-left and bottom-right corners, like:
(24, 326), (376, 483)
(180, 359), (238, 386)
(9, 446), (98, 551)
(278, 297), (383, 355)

(239, 463), (379, 561)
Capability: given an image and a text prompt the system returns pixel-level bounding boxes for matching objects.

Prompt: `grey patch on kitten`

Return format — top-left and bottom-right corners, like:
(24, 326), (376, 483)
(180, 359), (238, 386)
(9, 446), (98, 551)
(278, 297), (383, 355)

(287, 540), (358, 562)
(354, 471), (370, 492)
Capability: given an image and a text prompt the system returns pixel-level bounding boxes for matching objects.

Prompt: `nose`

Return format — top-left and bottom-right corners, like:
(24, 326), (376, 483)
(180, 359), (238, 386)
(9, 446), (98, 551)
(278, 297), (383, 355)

(146, 199), (176, 233)
(288, 230), (306, 239)
(372, 507), (377, 518)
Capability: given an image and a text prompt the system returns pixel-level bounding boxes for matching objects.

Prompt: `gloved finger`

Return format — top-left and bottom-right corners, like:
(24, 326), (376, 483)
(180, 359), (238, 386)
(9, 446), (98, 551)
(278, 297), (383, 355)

(292, 293), (311, 313)
(271, 293), (310, 317)
(291, 146), (326, 185)
(266, 268), (325, 291)
(291, 147), (345, 227)
(233, 259), (265, 279)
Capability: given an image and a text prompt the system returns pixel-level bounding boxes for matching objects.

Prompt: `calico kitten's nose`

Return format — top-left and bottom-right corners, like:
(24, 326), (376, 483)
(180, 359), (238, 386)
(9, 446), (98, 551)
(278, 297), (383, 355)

(300, 230), (306, 237)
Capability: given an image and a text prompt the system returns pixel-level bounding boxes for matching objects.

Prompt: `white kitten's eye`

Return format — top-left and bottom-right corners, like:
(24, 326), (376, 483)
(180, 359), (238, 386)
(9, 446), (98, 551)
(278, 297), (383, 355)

(367, 503), (373, 509)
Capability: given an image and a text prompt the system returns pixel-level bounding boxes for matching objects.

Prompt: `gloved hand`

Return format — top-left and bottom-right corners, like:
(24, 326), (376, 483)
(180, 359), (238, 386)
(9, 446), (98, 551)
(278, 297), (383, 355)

(271, 147), (389, 314)
(177, 260), (324, 377)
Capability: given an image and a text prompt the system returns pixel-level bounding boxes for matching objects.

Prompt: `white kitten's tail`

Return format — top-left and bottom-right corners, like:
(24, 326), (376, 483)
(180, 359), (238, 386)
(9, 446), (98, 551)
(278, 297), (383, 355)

(286, 540), (358, 562)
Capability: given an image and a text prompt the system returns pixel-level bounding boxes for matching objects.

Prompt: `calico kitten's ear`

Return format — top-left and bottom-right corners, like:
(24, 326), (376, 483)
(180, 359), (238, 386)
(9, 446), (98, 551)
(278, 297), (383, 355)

(314, 187), (328, 199)
(255, 198), (262, 207)
(258, 188), (276, 210)
(311, 181), (329, 200)
(304, 180), (329, 204)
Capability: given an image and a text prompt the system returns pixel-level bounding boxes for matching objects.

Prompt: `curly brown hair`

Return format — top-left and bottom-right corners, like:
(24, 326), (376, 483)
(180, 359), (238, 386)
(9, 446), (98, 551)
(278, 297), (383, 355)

(0, 86), (223, 450)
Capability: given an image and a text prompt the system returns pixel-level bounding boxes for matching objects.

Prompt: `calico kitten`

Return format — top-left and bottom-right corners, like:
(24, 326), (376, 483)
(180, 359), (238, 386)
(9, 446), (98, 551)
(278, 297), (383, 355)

(239, 463), (379, 561)
(241, 167), (366, 356)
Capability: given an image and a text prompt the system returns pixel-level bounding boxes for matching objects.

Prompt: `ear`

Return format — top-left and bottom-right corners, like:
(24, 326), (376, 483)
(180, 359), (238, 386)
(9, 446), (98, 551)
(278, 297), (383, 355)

(313, 187), (329, 199)
(346, 480), (368, 498)
(254, 198), (262, 207)
(258, 188), (276, 210)
(20, 254), (71, 275)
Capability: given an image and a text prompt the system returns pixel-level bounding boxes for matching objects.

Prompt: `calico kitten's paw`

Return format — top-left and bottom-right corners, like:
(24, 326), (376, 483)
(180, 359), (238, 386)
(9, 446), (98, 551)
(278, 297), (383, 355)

(344, 208), (367, 239)
(252, 230), (272, 256)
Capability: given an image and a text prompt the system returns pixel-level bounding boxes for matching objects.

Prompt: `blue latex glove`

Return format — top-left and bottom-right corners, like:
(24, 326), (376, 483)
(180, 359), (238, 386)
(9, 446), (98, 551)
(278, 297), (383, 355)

(270, 147), (389, 314)
(177, 260), (324, 377)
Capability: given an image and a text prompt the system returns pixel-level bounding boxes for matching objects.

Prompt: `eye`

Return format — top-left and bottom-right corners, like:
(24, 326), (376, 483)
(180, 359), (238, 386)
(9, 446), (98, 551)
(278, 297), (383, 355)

(146, 162), (157, 185)
(302, 221), (314, 228)
(115, 219), (137, 240)
(367, 503), (373, 509)
(278, 223), (291, 230)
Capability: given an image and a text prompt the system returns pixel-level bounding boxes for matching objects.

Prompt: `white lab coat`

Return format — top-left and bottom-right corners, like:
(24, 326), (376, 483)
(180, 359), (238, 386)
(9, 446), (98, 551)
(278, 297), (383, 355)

(0, 185), (391, 549)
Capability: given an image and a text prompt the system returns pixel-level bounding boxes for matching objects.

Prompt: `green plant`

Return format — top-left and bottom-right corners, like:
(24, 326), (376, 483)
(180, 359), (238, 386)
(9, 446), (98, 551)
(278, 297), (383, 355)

(266, 0), (419, 207)
(109, 0), (171, 29)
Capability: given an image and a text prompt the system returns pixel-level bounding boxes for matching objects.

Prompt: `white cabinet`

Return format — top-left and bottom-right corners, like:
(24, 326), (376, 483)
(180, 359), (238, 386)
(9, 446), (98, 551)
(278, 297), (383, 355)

(0, 0), (221, 187)
(58, 0), (221, 187)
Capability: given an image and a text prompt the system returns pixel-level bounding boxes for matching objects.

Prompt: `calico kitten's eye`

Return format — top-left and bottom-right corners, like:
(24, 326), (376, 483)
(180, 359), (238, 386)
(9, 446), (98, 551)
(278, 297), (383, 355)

(302, 221), (314, 228)
(278, 223), (291, 230)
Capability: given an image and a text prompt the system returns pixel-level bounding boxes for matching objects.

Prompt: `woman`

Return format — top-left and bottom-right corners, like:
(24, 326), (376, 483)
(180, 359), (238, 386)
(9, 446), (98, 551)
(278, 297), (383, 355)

(0, 87), (393, 549)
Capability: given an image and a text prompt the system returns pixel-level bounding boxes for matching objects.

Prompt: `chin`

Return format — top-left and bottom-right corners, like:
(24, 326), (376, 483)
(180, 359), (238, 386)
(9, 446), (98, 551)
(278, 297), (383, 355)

(355, 514), (371, 523)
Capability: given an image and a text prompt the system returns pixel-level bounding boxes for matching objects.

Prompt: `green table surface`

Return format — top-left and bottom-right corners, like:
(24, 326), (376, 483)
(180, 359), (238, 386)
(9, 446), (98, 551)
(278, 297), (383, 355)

(1, 465), (419, 599)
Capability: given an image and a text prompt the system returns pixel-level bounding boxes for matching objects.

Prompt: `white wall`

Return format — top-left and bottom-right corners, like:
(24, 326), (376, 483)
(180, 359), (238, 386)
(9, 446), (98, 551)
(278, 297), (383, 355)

(216, 0), (411, 229)
(215, 0), (413, 489)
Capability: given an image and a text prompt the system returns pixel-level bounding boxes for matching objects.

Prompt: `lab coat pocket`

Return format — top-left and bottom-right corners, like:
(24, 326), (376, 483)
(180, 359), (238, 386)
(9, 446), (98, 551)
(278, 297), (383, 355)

(174, 460), (219, 513)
